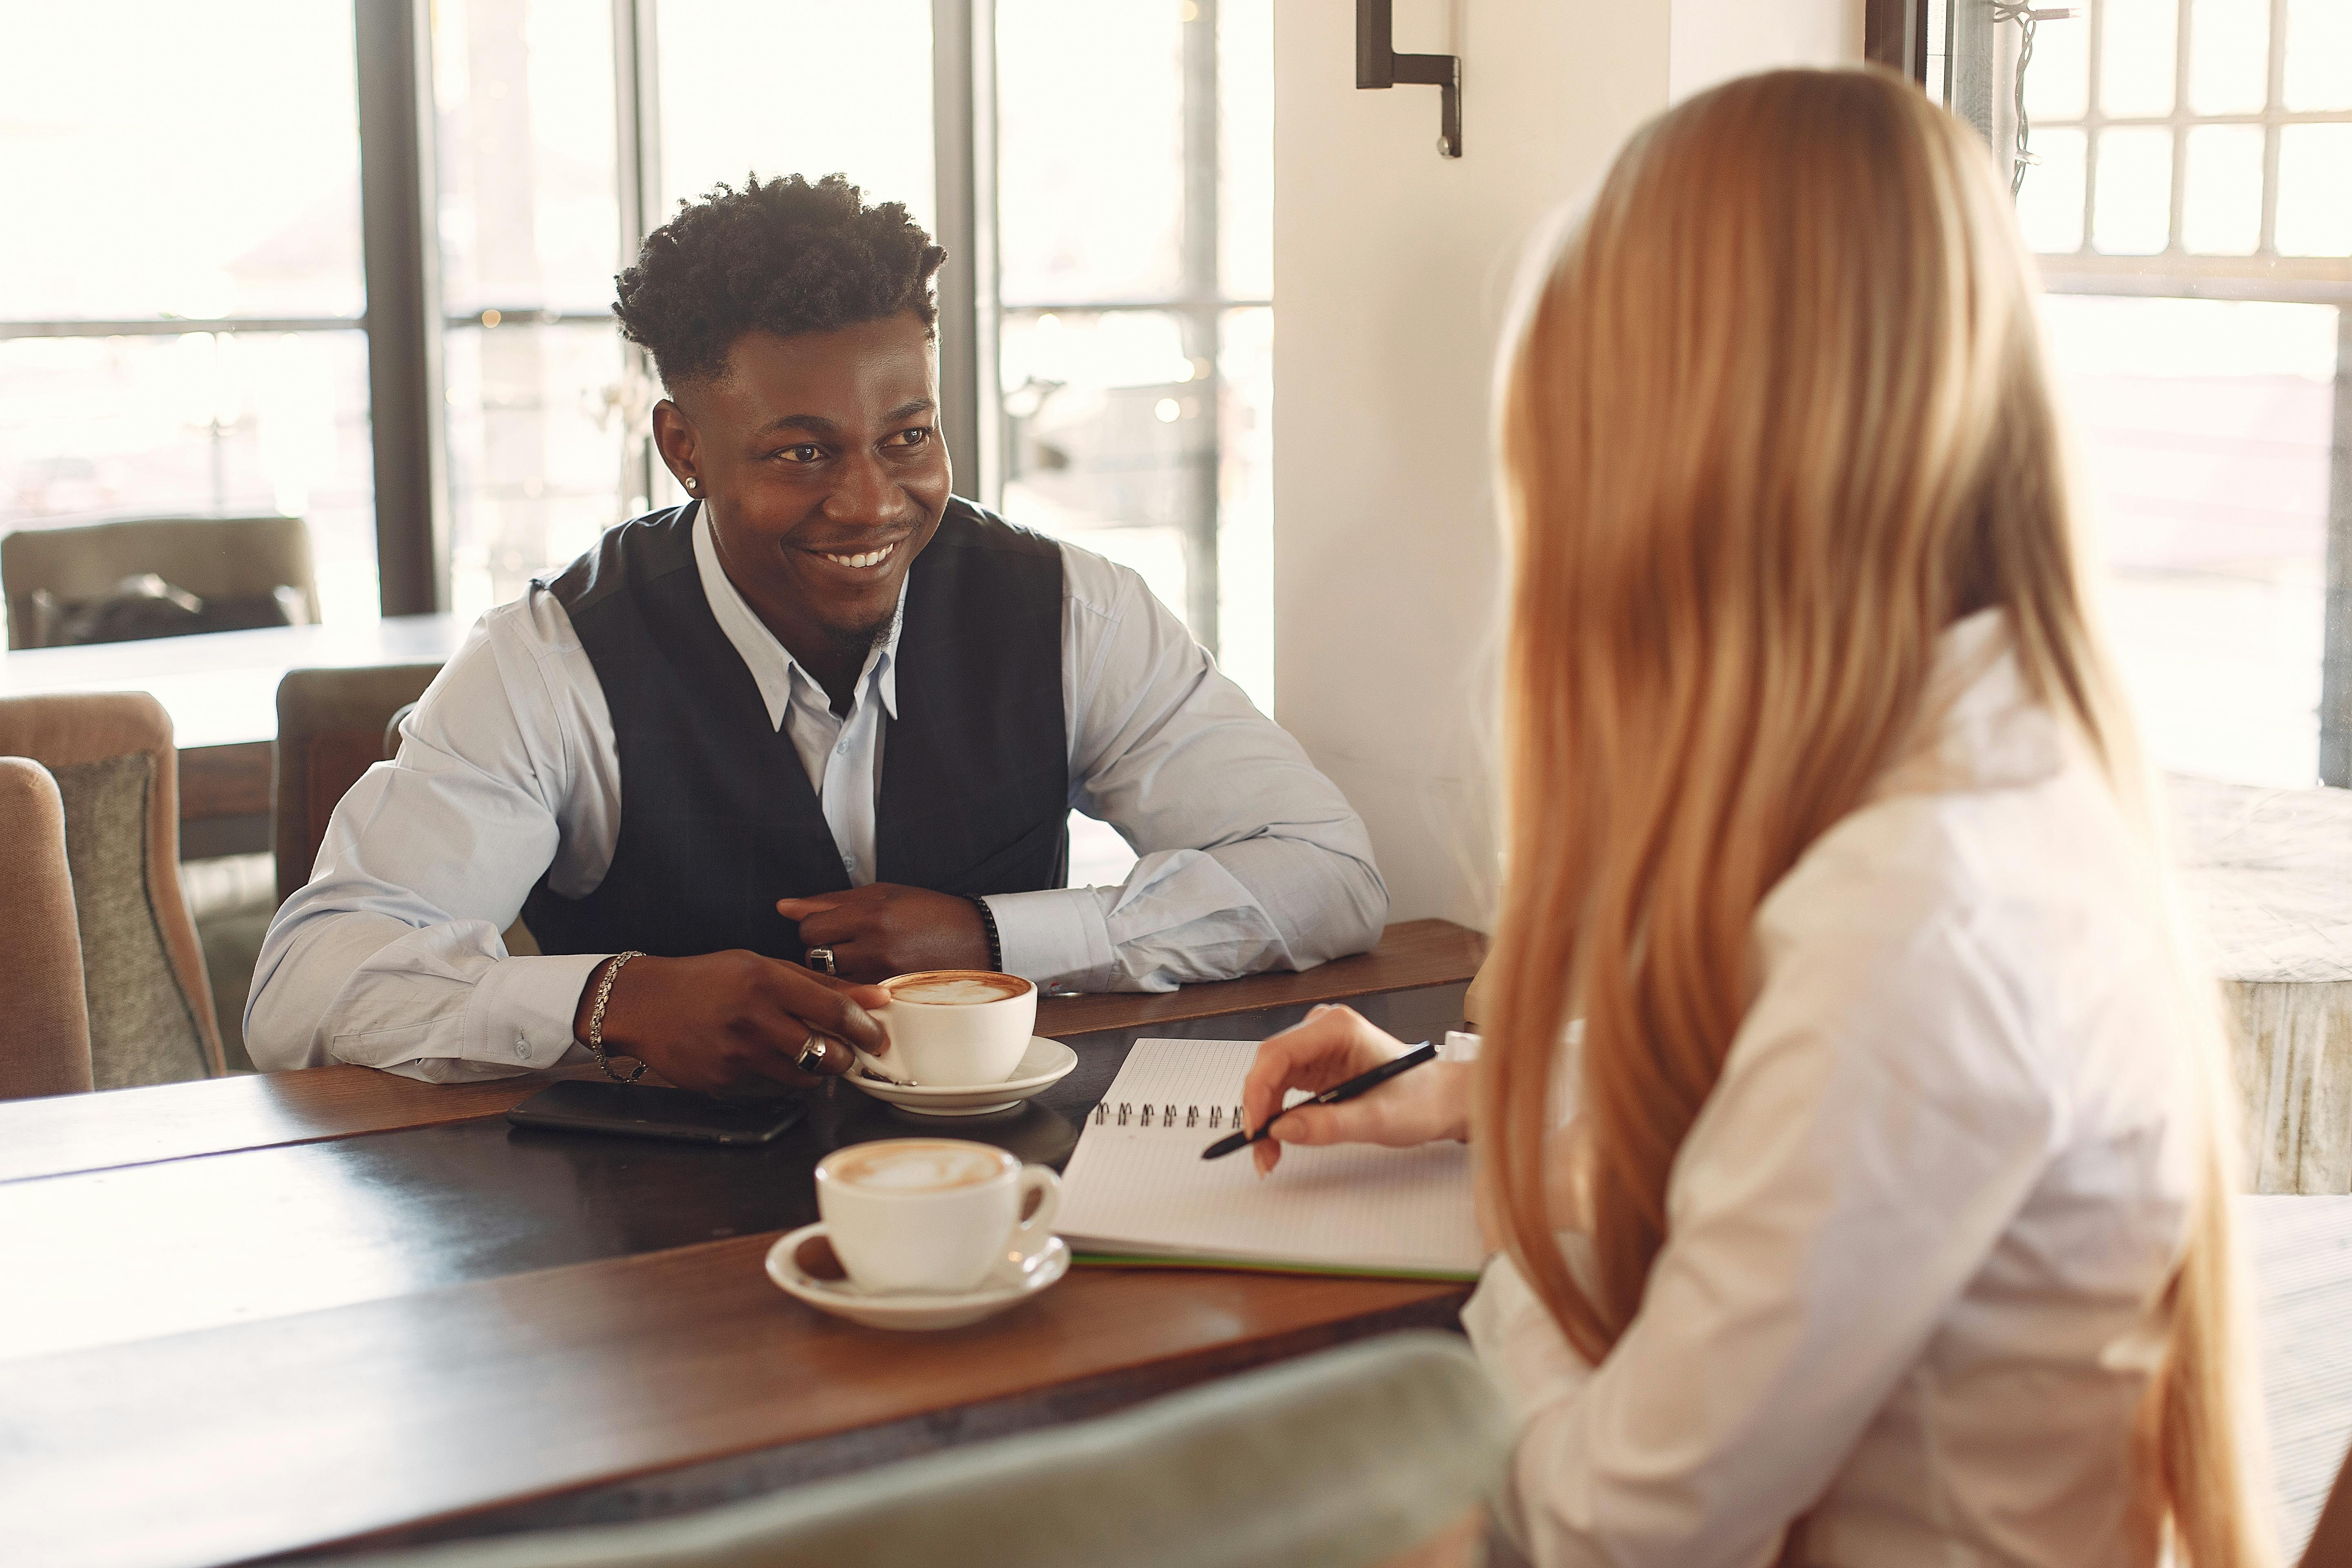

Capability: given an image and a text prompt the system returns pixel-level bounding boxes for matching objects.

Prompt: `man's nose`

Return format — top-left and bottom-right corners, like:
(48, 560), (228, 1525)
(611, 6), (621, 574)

(821, 448), (900, 527)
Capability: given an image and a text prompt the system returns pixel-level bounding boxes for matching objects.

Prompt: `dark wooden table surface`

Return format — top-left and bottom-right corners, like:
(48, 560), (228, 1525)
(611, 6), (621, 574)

(0, 920), (1486, 1568)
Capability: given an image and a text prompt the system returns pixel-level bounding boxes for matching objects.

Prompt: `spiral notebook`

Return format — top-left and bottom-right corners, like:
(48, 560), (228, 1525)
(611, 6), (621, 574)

(1057, 1039), (1486, 1281)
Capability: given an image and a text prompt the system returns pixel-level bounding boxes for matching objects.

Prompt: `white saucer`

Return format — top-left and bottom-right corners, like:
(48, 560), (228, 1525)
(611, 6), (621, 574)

(764, 1222), (1071, 1331)
(843, 1036), (1076, 1117)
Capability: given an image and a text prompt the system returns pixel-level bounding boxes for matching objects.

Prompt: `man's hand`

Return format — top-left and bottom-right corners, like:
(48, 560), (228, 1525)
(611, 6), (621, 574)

(774, 885), (991, 982)
(1241, 1004), (1474, 1176)
(576, 951), (891, 1095)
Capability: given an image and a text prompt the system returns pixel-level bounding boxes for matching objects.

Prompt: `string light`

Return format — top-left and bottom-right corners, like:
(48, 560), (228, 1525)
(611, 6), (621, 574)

(1990, 4), (2082, 198)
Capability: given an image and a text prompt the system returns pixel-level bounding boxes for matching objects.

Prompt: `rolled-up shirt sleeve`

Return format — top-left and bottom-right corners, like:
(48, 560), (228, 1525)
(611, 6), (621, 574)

(243, 594), (612, 1082)
(985, 547), (1389, 992)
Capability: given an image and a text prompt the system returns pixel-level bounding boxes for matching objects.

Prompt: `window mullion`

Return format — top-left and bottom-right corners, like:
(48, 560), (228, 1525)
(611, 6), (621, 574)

(354, 0), (450, 616)
(932, 0), (1000, 512)
(612, 0), (663, 515)
(2259, 0), (2287, 255)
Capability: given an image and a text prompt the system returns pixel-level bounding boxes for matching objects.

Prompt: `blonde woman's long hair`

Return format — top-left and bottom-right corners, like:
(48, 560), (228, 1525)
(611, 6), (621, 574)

(1483, 67), (2270, 1567)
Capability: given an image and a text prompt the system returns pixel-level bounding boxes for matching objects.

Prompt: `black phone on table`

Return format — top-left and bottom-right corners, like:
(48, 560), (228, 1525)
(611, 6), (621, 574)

(506, 1080), (808, 1146)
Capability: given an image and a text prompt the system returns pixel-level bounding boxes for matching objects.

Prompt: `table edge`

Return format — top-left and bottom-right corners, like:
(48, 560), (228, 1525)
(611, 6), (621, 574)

(0, 919), (1485, 1186)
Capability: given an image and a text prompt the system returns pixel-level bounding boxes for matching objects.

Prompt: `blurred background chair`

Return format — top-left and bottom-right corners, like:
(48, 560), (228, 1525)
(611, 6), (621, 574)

(0, 693), (222, 1094)
(0, 757), (94, 1099)
(273, 664), (443, 906)
(343, 1331), (1507, 1568)
(3, 514), (320, 650)
(271, 665), (537, 961)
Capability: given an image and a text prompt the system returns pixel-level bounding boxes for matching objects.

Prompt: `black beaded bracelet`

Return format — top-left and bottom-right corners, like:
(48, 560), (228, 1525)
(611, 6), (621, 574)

(970, 895), (1004, 971)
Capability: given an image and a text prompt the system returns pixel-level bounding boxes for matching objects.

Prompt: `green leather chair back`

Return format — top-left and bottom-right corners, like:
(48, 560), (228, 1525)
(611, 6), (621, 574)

(351, 1330), (1509, 1568)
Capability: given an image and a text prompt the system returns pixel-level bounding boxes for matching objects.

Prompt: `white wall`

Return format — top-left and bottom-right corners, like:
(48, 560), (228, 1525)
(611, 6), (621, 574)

(1272, 0), (1860, 931)
(1670, 0), (1869, 102)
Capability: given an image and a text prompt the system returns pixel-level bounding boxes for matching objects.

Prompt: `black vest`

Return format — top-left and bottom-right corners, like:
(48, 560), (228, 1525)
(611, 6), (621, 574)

(521, 498), (1069, 962)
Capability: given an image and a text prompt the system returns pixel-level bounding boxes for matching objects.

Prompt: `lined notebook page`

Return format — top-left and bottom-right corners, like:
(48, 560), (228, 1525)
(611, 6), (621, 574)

(1057, 1040), (1485, 1279)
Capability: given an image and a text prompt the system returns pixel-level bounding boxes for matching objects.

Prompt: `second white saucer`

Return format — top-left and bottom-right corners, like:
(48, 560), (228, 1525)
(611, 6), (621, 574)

(764, 1222), (1071, 1331)
(843, 1036), (1076, 1117)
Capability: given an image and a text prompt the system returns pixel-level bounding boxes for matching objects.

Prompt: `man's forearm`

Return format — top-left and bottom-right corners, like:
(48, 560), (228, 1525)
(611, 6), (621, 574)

(989, 832), (1388, 992)
(247, 898), (602, 1078)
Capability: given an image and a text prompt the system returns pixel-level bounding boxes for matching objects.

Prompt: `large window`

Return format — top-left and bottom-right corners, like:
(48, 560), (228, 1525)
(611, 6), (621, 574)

(0, 1), (379, 628)
(996, 0), (1274, 710)
(1938, 0), (2350, 787)
(2, 0), (1275, 709)
(431, 0), (635, 621)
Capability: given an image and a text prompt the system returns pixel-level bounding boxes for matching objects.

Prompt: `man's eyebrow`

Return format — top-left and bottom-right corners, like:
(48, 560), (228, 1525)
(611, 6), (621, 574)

(750, 413), (838, 438)
(748, 401), (935, 438)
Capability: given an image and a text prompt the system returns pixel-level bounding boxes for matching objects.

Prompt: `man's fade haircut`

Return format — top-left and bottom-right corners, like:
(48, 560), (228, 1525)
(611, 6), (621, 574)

(612, 172), (947, 389)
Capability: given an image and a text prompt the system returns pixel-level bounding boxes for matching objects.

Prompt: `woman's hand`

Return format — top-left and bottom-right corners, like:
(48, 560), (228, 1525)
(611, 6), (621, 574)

(1241, 1004), (1474, 1175)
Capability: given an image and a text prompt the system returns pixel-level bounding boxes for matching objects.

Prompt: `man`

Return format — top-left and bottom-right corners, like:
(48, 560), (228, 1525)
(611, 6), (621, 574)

(247, 174), (1386, 1090)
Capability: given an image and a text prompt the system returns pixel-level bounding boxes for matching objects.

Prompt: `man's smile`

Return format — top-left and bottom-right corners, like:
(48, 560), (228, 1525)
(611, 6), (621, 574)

(806, 539), (904, 571)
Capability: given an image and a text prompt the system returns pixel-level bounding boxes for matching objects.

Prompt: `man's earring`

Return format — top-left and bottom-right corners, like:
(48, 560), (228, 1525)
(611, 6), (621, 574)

(684, 477), (698, 492)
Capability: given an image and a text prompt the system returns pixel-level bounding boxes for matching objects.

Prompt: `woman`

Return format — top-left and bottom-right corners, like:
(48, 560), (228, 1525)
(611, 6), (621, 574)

(1243, 69), (2272, 1568)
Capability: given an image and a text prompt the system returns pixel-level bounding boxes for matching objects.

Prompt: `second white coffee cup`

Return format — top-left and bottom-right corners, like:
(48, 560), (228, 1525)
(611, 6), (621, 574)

(814, 1138), (1060, 1294)
(875, 969), (1038, 1085)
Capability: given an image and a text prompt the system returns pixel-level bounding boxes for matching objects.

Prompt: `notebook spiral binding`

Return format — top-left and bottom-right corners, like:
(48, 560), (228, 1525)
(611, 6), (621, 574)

(1091, 1101), (1249, 1129)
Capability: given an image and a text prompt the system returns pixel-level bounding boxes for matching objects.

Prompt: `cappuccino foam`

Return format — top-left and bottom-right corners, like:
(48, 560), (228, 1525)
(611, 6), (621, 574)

(829, 1140), (1008, 1194)
(885, 971), (1029, 1006)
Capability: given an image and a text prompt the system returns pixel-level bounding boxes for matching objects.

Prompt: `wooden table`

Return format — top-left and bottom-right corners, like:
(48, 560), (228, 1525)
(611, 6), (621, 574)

(0, 920), (1487, 1568)
(0, 614), (468, 855)
(6, 915), (2348, 1564)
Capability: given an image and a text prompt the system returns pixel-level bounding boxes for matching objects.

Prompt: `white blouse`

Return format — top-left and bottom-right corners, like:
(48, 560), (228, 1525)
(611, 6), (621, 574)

(1462, 611), (2216, 1567)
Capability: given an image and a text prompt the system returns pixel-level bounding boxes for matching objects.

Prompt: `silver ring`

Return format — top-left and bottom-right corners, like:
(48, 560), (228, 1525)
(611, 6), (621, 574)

(806, 945), (837, 976)
(796, 1033), (831, 1070)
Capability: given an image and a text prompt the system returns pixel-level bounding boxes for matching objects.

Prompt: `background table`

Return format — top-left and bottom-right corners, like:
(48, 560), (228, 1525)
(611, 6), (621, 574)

(2173, 775), (2352, 1194)
(0, 922), (1486, 1568)
(0, 614), (468, 855)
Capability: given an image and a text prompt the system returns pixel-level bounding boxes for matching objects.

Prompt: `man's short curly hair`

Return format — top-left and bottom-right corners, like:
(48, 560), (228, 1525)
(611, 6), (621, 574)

(613, 173), (947, 388)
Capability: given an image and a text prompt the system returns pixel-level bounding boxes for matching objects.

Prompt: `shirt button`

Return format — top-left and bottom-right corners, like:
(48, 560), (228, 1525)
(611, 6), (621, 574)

(842, 855), (857, 871)
(514, 1035), (530, 1060)
(835, 741), (850, 755)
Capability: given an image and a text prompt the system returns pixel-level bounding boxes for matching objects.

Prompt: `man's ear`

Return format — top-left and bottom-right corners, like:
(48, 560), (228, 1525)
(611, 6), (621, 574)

(650, 398), (700, 492)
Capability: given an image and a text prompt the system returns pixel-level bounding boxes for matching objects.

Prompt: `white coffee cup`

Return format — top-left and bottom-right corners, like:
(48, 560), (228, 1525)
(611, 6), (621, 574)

(875, 969), (1038, 1086)
(814, 1138), (1060, 1294)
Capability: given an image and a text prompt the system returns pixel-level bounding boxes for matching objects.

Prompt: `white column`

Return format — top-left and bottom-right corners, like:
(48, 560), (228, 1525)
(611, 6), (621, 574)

(1272, 0), (1860, 929)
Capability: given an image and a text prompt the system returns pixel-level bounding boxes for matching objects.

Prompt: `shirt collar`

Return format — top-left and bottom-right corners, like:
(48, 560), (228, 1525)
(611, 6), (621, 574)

(1873, 608), (2067, 801)
(690, 500), (904, 731)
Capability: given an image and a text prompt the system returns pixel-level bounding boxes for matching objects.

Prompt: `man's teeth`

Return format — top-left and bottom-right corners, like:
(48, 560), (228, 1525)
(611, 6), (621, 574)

(820, 544), (896, 569)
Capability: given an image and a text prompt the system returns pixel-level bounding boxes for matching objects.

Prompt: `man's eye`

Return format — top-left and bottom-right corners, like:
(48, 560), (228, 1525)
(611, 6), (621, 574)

(888, 427), (932, 449)
(775, 444), (824, 463)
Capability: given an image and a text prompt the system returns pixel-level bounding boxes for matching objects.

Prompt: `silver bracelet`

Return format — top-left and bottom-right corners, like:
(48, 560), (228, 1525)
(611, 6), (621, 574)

(586, 950), (650, 1084)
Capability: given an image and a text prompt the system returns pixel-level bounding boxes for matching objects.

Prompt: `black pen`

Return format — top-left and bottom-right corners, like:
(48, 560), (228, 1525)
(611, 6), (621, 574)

(1199, 1041), (1439, 1160)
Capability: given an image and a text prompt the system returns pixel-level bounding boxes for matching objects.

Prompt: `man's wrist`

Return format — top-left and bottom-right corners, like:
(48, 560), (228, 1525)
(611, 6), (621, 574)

(572, 953), (630, 1043)
(969, 896), (1003, 970)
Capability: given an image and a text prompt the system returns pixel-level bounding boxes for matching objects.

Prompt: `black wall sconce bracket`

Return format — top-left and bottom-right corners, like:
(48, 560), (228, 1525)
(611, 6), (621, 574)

(1356, 0), (1462, 158)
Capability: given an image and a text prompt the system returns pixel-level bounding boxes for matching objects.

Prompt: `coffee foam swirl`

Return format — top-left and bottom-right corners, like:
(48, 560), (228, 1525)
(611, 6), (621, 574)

(885, 971), (1029, 1005)
(830, 1140), (1007, 1193)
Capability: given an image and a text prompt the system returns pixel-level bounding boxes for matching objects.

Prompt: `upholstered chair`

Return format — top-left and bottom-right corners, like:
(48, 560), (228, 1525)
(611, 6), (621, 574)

(0, 693), (223, 1093)
(337, 1331), (1510, 1568)
(2, 514), (320, 649)
(0, 757), (94, 1098)
(272, 664), (445, 905)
